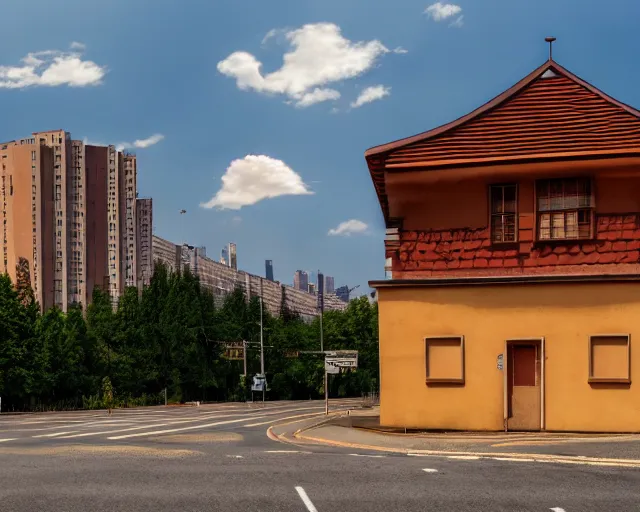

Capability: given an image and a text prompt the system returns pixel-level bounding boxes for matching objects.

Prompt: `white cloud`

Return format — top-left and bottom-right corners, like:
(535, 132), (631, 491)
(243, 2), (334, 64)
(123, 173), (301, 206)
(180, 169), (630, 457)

(328, 219), (369, 237)
(133, 134), (165, 148)
(116, 134), (165, 151)
(0, 45), (105, 89)
(70, 41), (86, 51)
(425, 2), (463, 22)
(449, 15), (464, 28)
(83, 134), (165, 151)
(201, 155), (313, 210)
(350, 85), (391, 108)
(295, 88), (341, 108)
(393, 47), (409, 54)
(218, 22), (391, 108)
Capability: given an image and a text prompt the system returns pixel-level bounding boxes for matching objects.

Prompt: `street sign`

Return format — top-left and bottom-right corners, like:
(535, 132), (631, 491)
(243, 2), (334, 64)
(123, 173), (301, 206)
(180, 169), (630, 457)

(222, 342), (245, 360)
(251, 374), (266, 392)
(325, 361), (340, 374)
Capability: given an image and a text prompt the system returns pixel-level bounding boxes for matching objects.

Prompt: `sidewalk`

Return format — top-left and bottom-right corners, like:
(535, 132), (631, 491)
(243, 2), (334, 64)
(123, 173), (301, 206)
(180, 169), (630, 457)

(278, 407), (640, 463)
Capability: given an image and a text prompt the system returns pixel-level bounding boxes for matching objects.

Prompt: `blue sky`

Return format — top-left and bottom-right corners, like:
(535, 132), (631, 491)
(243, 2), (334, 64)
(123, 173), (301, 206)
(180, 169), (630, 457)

(1, 0), (640, 293)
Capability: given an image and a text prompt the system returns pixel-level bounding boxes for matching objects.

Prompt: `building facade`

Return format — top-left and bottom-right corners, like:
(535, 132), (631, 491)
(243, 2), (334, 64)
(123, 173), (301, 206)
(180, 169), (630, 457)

(265, 259), (274, 281)
(367, 55), (640, 432)
(293, 270), (309, 292)
(1, 130), (146, 310)
(324, 275), (335, 294)
(136, 198), (153, 288)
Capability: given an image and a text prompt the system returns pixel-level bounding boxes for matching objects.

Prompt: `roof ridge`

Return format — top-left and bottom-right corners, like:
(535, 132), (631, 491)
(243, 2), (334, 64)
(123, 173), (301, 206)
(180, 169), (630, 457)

(365, 60), (640, 158)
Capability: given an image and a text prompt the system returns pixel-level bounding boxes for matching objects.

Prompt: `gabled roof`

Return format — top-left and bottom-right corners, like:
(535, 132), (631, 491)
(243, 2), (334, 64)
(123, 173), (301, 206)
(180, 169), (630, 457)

(365, 59), (640, 222)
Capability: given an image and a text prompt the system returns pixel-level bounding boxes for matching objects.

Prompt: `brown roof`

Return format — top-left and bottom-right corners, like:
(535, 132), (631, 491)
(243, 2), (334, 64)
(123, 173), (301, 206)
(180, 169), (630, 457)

(365, 59), (640, 222)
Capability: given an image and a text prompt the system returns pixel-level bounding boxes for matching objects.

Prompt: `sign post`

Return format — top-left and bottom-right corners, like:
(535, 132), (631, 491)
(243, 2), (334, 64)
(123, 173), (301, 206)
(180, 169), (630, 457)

(323, 351), (358, 415)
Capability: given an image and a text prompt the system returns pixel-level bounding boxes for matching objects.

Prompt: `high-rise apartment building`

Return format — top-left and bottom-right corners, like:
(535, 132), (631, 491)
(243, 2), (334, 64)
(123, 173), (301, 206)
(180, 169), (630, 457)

(265, 259), (274, 281)
(136, 198), (152, 288)
(324, 275), (335, 294)
(123, 155), (137, 289)
(1, 130), (147, 311)
(293, 270), (308, 292)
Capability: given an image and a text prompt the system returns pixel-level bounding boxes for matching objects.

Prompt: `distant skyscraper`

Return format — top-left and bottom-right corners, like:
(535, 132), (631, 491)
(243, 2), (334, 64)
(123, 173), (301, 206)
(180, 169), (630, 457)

(324, 275), (335, 294)
(336, 285), (350, 303)
(265, 260), (274, 281)
(310, 271), (317, 287)
(308, 283), (316, 295)
(228, 242), (237, 270)
(220, 246), (228, 265)
(293, 270), (308, 291)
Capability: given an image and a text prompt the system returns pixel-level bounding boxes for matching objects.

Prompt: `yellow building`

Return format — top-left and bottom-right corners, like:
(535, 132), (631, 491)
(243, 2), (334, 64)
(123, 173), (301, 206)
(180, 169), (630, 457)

(366, 52), (640, 432)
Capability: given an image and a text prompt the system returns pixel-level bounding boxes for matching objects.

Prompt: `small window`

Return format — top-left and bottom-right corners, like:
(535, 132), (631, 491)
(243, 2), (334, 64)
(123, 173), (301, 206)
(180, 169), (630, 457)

(490, 184), (517, 243)
(589, 335), (630, 384)
(537, 178), (593, 240)
(425, 336), (465, 385)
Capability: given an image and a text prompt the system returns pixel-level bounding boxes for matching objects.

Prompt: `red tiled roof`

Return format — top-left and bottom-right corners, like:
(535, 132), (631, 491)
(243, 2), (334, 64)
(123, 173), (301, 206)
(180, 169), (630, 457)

(365, 60), (640, 223)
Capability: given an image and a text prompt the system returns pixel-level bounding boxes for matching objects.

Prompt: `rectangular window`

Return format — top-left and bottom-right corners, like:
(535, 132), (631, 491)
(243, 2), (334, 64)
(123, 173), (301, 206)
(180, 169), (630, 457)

(490, 184), (517, 243)
(588, 335), (630, 384)
(537, 178), (593, 240)
(425, 336), (465, 385)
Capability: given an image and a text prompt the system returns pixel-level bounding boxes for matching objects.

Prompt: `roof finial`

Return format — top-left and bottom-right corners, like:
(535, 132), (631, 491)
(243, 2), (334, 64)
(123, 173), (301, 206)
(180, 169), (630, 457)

(545, 37), (556, 61)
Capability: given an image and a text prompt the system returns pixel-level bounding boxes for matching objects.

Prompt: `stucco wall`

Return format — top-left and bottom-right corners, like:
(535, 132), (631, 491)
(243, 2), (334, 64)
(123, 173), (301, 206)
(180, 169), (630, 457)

(378, 282), (640, 432)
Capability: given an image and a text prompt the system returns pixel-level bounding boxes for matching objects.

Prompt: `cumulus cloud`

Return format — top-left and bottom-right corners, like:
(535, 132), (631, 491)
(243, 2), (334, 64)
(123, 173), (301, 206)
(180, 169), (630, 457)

(425, 2), (463, 22)
(201, 155), (313, 210)
(350, 85), (391, 108)
(0, 44), (105, 89)
(70, 41), (86, 50)
(328, 219), (369, 236)
(218, 23), (392, 108)
(116, 134), (165, 151)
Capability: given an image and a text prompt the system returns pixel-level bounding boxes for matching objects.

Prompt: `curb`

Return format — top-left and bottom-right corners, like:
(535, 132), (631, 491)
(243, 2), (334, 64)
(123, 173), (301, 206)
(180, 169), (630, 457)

(292, 431), (640, 468)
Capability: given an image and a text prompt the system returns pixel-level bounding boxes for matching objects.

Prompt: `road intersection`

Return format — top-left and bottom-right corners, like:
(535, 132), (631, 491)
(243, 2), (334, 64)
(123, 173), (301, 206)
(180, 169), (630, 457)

(0, 400), (638, 511)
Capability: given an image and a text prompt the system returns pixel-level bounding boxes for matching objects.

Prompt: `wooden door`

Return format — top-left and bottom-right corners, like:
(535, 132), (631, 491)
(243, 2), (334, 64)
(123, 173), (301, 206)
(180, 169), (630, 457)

(506, 342), (541, 431)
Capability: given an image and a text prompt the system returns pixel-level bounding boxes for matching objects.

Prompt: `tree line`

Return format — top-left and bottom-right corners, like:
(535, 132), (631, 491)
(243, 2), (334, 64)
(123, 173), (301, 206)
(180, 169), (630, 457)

(0, 259), (379, 411)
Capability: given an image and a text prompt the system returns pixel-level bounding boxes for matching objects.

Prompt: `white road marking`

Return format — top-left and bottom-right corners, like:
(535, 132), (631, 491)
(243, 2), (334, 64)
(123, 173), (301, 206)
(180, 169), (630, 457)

(57, 412), (259, 439)
(348, 453), (386, 458)
(446, 455), (480, 460)
(0, 438), (17, 443)
(241, 412), (323, 427)
(422, 468), (439, 473)
(264, 450), (311, 454)
(492, 457), (535, 462)
(295, 486), (319, 512)
(226, 455), (243, 459)
(550, 508), (566, 512)
(32, 431), (80, 438)
(106, 416), (271, 440)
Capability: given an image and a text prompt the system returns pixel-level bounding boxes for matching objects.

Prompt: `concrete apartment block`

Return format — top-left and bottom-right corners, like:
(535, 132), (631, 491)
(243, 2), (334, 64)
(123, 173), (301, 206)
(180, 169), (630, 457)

(136, 198), (153, 287)
(1, 138), (55, 310)
(123, 155), (137, 289)
(2, 131), (142, 311)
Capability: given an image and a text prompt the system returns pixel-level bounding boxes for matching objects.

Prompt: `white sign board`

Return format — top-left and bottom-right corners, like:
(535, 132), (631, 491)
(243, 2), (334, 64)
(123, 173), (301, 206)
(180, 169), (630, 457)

(325, 361), (340, 374)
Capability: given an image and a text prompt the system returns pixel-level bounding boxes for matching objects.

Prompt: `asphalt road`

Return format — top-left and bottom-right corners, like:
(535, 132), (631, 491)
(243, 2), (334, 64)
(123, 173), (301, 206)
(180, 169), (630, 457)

(0, 400), (639, 512)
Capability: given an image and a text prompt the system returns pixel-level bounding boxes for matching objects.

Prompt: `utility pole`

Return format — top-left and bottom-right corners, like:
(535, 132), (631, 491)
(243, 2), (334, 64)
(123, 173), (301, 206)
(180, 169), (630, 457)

(318, 270), (328, 415)
(259, 296), (265, 404)
(243, 340), (248, 378)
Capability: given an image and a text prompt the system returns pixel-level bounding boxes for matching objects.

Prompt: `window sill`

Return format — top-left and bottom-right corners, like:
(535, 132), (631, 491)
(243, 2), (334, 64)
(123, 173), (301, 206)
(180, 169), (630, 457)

(533, 238), (596, 246)
(426, 378), (465, 385)
(588, 378), (631, 384)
